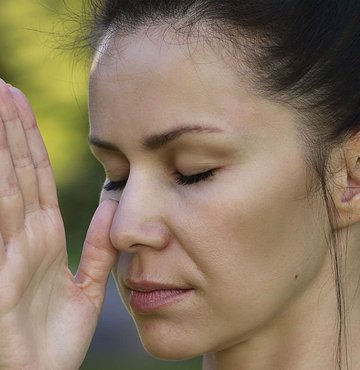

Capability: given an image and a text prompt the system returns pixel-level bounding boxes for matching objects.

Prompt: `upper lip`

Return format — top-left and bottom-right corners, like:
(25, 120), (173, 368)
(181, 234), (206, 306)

(124, 279), (193, 292)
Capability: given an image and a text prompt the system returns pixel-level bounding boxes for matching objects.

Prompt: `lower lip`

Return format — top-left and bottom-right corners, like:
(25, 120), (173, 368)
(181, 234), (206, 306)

(129, 289), (193, 313)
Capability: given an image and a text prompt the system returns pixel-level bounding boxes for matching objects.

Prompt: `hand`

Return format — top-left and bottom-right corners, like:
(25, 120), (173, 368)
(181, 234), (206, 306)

(0, 80), (118, 370)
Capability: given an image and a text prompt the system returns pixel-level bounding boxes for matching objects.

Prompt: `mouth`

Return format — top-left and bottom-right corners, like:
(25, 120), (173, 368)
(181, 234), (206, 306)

(125, 279), (194, 313)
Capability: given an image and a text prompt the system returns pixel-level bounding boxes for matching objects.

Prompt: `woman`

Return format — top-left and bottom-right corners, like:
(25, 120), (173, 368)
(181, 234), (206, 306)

(0, 1), (360, 369)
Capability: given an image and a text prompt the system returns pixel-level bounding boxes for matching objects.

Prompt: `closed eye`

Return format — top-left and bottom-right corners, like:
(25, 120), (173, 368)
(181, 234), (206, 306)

(103, 179), (127, 192)
(175, 169), (215, 185)
(103, 169), (215, 192)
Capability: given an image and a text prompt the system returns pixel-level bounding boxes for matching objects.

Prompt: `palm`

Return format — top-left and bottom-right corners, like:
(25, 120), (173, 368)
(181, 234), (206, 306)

(0, 81), (118, 370)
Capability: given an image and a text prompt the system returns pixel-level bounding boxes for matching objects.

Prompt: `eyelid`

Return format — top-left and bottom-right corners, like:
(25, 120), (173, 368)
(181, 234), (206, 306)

(175, 169), (215, 186)
(91, 149), (129, 176)
(102, 167), (217, 192)
(102, 165), (129, 192)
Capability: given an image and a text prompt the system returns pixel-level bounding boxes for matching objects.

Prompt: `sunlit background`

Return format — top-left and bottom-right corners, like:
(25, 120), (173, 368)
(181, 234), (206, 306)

(0, 1), (201, 369)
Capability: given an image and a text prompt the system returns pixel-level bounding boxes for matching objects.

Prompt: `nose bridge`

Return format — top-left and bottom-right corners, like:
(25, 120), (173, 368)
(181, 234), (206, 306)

(110, 170), (170, 251)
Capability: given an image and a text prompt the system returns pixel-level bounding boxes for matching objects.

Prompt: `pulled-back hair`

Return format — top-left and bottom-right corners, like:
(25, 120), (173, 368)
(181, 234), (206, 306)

(75, 1), (360, 369)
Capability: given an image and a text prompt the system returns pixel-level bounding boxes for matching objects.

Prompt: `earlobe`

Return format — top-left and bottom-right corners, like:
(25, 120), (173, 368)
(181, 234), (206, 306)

(337, 177), (360, 228)
(333, 135), (360, 228)
(341, 176), (360, 203)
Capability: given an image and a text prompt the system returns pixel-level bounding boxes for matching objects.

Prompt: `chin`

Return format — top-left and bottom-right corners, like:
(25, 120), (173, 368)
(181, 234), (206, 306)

(142, 341), (198, 361)
(134, 316), (205, 361)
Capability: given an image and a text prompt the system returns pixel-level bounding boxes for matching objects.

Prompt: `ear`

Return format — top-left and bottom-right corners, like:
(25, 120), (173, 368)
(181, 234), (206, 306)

(332, 133), (360, 229)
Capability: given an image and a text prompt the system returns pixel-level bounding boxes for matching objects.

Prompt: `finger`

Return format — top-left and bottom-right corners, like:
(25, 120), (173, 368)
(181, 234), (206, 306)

(75, 200), (118, 312)
(0, 234), (5, 265)
(0, 81), (39, 215)
(9, 87), (59, 210)
(0, 83), (24, 243)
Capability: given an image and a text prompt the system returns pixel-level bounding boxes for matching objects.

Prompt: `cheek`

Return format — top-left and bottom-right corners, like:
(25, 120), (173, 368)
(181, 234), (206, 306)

(185, 161), (326, 266)
(175, 160), (329, 334)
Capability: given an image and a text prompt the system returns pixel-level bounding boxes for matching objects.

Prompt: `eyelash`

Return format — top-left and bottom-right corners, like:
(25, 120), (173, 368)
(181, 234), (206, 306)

(103, 169), (215, 192)
(175, 169), (215, 186)
(103, 179), (127, 192)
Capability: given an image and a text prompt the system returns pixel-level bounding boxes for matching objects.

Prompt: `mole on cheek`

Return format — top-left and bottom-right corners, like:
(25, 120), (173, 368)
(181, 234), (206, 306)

(294, 274), (299, 279)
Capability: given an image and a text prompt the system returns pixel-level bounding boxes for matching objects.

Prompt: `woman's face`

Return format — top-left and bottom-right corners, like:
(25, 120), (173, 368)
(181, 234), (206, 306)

(89, 29), (329, 359)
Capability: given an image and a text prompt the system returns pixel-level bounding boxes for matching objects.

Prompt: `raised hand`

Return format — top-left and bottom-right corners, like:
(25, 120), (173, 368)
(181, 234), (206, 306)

(0, 80), (118, 370)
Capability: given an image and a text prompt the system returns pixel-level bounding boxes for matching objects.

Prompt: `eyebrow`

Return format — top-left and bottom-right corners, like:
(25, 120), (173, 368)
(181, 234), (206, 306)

(143, 124), (223, 150)
(88, 124), (223, 152)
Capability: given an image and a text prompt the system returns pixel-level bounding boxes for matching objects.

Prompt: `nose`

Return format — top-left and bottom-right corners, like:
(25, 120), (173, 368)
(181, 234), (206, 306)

(109, 172), (171, 253)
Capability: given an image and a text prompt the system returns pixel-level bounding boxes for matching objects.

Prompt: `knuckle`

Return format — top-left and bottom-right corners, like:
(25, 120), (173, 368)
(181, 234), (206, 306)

(0, 179), (20, 199)
(34, 156), (50, 169)
(12, 153), (33, 169)
(23, 117), (37, 131)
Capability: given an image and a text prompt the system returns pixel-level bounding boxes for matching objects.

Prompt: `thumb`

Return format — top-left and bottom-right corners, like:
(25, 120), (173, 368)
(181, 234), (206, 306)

(75, 199), (118, 311)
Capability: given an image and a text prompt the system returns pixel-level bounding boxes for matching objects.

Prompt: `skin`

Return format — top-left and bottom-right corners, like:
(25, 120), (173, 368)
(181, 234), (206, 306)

(0, 83), (119, 370)
(88, 28), (360, 369)
(0, 25), (360, 370)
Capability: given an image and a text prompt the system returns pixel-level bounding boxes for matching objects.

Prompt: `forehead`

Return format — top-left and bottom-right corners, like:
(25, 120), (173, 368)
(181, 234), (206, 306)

(89, 28), (252, 134)
(89, 27), (254, 109)
(88, 27), (295, 152)
(90, 27), (241, 84)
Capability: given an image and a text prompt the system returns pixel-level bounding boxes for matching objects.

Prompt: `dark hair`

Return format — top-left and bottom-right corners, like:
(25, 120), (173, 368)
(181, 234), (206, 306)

(76, 1), (360, 369)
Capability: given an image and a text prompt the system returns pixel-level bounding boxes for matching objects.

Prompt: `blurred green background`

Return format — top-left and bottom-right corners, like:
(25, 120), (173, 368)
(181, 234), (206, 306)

(0, 1), (201, 369)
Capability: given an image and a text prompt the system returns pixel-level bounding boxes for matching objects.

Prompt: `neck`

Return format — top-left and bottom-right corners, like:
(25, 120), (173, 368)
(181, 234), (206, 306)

(202, 241), (360, 370)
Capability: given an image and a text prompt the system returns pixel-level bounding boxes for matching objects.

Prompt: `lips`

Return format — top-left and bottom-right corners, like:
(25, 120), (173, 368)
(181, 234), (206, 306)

(125, 279), (191, 292)
(124, 279), (194, 313)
